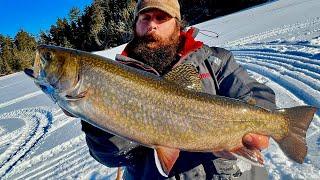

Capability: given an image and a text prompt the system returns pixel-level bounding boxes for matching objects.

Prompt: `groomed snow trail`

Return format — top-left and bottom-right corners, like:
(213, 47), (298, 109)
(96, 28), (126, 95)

(0, 108), (53, 178)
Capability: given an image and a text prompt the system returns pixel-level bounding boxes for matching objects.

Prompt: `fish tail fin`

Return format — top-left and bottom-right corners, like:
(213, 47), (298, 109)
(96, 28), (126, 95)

(275, 106), (317, 163)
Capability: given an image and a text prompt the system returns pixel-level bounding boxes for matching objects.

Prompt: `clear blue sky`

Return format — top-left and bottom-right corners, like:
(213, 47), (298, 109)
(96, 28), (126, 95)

(0, 0), (93, 38)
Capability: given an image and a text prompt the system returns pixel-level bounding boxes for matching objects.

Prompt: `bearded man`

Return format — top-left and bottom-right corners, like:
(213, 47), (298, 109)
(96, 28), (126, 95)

(75, 0), (276, 179)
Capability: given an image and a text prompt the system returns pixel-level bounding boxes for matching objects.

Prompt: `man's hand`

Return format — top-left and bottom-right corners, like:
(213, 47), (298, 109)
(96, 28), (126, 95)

(243, 133), (269, 150)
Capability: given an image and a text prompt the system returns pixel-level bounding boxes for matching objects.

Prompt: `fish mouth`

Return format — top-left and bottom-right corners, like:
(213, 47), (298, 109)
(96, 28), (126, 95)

(24, 49), (42, 80)
(23, 48), (60, 99)
(24, 67), (58, 103)
(24, 68), (36, 79)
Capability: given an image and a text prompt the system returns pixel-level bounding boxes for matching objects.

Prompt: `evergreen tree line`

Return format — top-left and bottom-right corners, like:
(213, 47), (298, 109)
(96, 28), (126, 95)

(0, 0), (268, 76)
(0, 30), (37, 76)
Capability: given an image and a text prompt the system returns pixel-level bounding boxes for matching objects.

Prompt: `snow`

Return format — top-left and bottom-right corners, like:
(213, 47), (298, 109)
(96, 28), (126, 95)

(0, 0), (319, 179)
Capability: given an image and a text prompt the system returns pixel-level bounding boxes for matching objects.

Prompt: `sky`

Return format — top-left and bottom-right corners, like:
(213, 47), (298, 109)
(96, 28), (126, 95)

(0, 0), (93, 38)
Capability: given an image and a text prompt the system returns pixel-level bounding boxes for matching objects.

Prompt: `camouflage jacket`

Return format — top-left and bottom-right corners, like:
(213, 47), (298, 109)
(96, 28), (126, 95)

(81, 28), (276, 180)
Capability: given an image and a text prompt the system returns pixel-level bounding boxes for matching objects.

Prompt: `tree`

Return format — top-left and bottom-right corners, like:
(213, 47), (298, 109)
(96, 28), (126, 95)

(0, 35), (12, 75)
(12, 30), (37, 70)
(90, 0), (107, 49)
(38, 0), (136, 51)
(101, 0), (135, 48)
(0, 35), (15, 72)
(69, 7), (81, 23)
(49, 18), (74, 48)
(14, 30), (37, 51)
(0, 56), (11, 75)
(38, 31), (52, 45)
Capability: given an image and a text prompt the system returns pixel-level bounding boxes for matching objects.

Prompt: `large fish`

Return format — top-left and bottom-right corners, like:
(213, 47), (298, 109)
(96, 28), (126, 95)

(25, 45), (317, 177)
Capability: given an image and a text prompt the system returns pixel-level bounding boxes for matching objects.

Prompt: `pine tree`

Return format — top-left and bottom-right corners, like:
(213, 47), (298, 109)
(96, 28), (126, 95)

(103, 0), (135, 48)
(0, 35), (15, 72)
(38, 31), (52, 45)
(0, 35), (12, 75)
(12, 30), (37, 70)
(77, 6), (97, 51)
(90, 0), (107, 49)
(69, 7), (81, 23)
(49, 18), (73, 48)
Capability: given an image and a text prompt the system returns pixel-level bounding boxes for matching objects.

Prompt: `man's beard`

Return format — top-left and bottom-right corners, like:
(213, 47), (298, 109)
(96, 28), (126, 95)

(126, 30), (181, 75)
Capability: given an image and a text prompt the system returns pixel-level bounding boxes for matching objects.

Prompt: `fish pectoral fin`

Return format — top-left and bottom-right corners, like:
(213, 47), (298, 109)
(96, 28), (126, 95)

(230, 146), (264, 167)
(65, 90), (88, 101)
(163, 64), (202, 92)
(212, 147), (263, 166)
(154, 146), (180, 177)
(212, 150), (237, 160)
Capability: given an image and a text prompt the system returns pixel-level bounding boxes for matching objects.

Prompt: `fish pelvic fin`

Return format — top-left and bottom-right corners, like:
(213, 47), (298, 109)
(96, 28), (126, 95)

(231, 147), (264, 167)
(212, 150), (237, 160)
(163, 64), (202, 92)
(213, 147), (264, 167)
(154, 146), (180, 177)
(275, 106), (317, 163)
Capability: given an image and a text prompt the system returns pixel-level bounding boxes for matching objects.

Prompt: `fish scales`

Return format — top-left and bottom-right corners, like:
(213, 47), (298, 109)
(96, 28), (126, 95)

(65, 52), (289, 151)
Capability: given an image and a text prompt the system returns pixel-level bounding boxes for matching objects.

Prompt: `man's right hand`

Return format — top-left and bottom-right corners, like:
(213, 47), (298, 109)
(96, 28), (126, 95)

(243, 133), (269, 150)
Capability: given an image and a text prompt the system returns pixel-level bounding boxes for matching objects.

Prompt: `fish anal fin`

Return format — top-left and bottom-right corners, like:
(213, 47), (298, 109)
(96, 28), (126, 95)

(154, 146), (180, 177)
(163, 64), (202, 92)
(230, 146), (264, 167)
(212, 150), (237, 160)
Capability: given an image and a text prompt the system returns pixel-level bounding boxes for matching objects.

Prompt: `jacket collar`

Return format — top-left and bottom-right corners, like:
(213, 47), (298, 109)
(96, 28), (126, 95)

(177, 27), (203, 57)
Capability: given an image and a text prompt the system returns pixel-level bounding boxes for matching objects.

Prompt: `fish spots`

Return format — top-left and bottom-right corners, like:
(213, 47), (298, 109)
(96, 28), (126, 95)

(241, 109), (248, 113)
(222, 127), (231, 133)
(84, 75), (90, 81)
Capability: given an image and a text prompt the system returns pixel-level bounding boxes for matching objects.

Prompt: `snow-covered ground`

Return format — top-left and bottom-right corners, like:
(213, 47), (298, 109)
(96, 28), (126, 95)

(0, 0), (319, 179)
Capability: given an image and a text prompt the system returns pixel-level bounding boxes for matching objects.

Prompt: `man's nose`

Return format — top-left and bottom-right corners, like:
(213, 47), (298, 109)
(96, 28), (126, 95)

(147, 20), (158, 32)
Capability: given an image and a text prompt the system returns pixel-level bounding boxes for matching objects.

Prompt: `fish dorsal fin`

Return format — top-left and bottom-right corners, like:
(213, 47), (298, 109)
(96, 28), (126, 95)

(163, 64), (202, 92)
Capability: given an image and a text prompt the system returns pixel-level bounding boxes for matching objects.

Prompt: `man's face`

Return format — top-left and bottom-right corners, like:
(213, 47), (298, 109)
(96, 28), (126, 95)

(127, 9), (181, 75)
(135, 9), (180, 49)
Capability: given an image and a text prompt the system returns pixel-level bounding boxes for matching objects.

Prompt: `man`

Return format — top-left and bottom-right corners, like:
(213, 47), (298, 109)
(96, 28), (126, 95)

(68, 0), (276, 179)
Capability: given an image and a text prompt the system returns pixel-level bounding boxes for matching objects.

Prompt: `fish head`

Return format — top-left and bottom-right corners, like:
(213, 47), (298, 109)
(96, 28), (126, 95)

(25, 45), (80, 95)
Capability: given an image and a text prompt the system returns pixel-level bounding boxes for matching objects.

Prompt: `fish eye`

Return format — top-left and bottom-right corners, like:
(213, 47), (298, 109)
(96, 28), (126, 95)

(40, 51), (53, 67)
(43, 52), (53, 61)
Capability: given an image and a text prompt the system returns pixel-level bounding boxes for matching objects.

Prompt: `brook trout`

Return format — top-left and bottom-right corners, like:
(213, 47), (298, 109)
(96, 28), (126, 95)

(25, 45), (317, 176)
